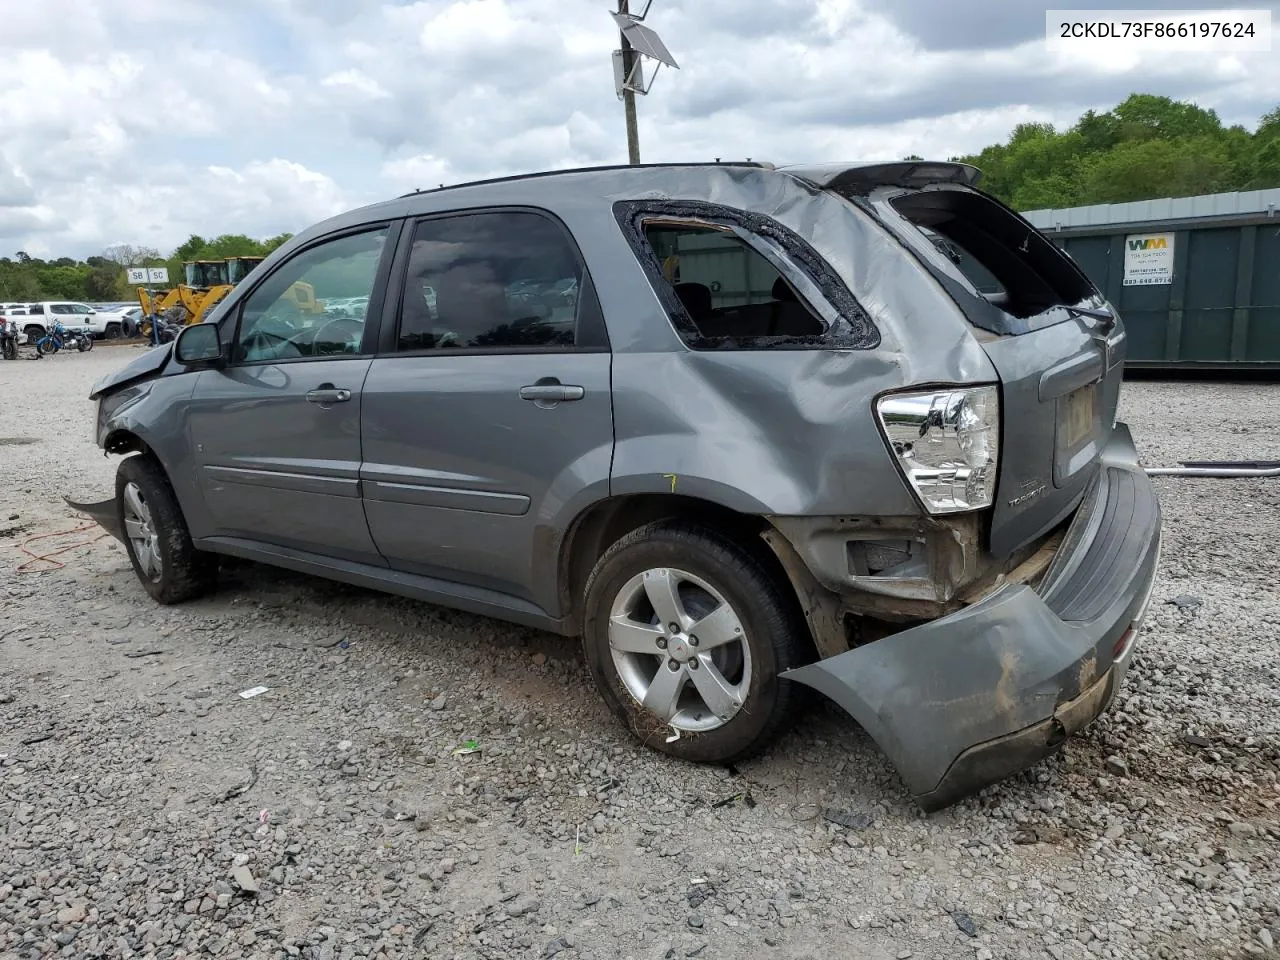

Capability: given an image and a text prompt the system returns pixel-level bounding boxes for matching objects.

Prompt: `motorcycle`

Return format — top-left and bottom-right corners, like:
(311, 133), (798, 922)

(34, 320), (94, 357)
(0, 317), (19, 361)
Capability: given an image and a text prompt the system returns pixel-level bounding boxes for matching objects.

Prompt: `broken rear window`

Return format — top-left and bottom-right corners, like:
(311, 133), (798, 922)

(614, 200), (880, 351)
(878, 188), (1100, 334)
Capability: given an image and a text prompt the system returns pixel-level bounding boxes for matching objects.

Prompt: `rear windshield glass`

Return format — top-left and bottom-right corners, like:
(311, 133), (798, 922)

(885, 188), (1098, 331)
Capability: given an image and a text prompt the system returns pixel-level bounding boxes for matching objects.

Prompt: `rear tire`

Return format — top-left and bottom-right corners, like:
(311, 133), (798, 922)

(115, 455), (217, 604)
(581, 520), (810, 765)
(105, 323), (122, 340)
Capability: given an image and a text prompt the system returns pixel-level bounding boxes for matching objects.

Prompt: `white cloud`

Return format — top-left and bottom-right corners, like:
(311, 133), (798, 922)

(1, 0), (1277, 258)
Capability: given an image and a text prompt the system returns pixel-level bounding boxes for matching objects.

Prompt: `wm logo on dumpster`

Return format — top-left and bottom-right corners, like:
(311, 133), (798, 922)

(1127, 237), (1169, 251)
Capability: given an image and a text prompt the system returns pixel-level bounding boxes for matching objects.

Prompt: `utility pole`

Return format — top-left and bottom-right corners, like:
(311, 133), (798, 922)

(618, 0), (641, 165)
(610, 2), (676, 165)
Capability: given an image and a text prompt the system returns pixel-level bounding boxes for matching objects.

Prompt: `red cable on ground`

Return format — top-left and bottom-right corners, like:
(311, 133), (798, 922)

(15, 520), (109, 573)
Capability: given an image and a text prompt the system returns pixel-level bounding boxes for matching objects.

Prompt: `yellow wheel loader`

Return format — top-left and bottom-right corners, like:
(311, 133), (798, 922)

(135, 256), (322, 335)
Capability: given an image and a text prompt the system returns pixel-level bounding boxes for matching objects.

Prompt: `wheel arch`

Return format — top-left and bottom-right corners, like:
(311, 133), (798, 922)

(556, 493), (807, 642)
(103, 427), (154, 458)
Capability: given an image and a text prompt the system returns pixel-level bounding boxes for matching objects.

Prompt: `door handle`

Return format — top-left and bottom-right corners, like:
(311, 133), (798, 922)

(306, 385), (352, 405)
(519, 381), (585, 404)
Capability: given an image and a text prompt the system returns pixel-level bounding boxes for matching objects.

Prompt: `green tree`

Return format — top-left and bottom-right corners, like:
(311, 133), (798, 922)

(954, 94), (1280, 210)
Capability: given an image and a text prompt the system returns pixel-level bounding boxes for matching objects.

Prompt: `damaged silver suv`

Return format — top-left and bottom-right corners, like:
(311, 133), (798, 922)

(82, 160), (1161, 810)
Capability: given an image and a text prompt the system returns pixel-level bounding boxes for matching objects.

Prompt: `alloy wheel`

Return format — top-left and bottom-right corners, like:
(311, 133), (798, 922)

(608, 567), (752, 733)
(122, 481), (163, 581)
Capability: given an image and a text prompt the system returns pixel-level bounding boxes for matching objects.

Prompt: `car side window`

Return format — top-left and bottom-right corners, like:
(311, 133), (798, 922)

(232, 227), (389, 364)
(640, 223), (825, 341)
(50, 305), (71, 315)
(397, 212), (583, 352)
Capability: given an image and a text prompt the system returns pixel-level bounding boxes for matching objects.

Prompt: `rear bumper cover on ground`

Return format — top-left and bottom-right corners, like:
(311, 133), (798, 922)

(782, 422), (1162, 810)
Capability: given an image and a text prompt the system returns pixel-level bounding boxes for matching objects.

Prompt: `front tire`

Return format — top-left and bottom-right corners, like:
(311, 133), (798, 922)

(581, 521), (810, 765)
(115, 455), (216, 604)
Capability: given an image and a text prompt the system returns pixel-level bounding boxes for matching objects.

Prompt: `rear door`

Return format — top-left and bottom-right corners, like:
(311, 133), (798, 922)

(360, 209), (614, 612)
(185, 224), (399, 564)
(872, 186), (1124, 557)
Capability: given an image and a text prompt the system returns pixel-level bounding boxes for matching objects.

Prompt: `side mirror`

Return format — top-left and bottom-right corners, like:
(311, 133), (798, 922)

(175, 323), (224, 366)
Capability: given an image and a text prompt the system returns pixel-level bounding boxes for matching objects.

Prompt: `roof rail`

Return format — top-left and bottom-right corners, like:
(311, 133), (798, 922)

(396, 160), (771, 198)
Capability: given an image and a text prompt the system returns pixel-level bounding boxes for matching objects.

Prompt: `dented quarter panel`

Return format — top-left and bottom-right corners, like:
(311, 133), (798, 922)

(574, 166), (997, 515)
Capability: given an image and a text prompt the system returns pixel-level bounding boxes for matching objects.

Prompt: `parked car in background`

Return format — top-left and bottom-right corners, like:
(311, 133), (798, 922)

(9, 301), (119, 341)
(81, 160), (1161, 811)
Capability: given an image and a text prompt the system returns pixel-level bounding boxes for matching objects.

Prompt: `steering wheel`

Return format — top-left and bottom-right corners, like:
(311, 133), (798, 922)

(309, 317), (364, 355)
(240, 329), (300, 361)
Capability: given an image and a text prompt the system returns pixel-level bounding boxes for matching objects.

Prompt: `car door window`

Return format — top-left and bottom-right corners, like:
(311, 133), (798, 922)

(50, 304), (71, 315)
(397, 212), (584, 352)
(232, 227), (390, 364)
(640, 223), (825, 341)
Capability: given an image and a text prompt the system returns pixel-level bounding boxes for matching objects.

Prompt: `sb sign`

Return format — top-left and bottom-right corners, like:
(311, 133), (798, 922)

(126, 267), (148, 284)
(1122, 232), (1174, 286)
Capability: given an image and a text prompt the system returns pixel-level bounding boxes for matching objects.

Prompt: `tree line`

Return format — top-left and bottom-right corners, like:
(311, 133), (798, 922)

(0, 232), (292, 305)
(946, 93), (1280, 210)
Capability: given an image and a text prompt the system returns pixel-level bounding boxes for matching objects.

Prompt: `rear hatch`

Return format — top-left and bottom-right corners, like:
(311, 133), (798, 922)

(821, 167), (1125, 558)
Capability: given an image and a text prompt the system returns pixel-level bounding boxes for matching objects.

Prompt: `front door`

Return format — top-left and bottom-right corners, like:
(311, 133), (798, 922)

(186, 224), (397, 564)
(360, 210), (614, 612)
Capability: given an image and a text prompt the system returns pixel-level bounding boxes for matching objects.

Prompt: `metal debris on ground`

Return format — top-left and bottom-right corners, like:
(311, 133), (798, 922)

(823, 807), (874, 829)
(952, 911), (978, 937)
(238, 686), (269, 699)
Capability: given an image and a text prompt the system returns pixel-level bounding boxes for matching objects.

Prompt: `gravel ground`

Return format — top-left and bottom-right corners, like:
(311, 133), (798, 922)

(1, 345), (1278, 960)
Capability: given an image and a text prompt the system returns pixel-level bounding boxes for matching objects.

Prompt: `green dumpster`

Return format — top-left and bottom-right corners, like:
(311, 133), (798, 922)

(1022, 189), (1280, 371)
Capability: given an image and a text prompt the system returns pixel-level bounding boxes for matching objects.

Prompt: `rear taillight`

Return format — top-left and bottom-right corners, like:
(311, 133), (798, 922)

(875, 385), (1001, 514)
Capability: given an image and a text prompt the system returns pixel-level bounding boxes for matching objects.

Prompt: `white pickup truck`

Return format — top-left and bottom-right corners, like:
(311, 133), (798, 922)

(1, 301), (123, 341)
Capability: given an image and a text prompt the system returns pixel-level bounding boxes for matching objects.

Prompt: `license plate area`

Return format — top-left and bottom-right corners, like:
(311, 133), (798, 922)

(1055, 384), (1099, 486)
(1064, 386), (1093, 447)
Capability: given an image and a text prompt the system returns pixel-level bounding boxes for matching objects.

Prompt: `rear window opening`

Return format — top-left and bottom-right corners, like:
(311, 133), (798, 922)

(890, 189), (1096, 322)
(641, 222), (825, 340)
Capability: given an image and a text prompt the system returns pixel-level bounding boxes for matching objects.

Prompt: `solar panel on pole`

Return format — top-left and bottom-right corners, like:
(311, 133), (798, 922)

(610, 12), (679, 67)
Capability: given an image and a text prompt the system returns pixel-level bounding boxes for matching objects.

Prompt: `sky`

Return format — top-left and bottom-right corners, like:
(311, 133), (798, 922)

(2, 0), (1278, 259)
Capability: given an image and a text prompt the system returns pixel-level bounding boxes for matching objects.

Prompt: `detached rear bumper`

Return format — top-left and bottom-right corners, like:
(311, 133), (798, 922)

(782, 422), (1161, 810)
